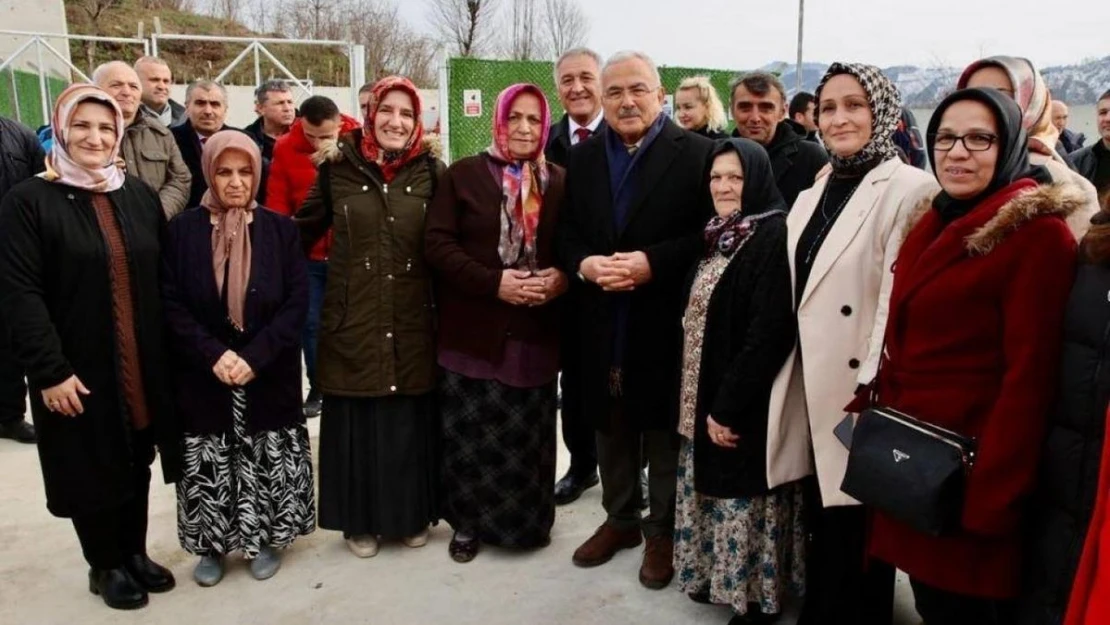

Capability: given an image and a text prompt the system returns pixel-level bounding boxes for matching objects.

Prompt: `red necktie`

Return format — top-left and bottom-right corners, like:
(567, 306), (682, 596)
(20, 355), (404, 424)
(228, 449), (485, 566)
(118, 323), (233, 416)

(574, 127), (592, 144)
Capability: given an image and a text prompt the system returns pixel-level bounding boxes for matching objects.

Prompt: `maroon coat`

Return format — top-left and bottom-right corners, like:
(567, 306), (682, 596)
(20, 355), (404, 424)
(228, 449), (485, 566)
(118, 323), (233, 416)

(424, 154), (566, 370)
(870, 179), (1082, 598)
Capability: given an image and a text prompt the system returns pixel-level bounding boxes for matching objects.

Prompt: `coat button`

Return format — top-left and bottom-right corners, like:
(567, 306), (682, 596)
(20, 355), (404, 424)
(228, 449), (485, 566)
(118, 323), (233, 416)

(841, 305), (852, 316)
(388, 216), (395, 222)
(362, 185), (369, 191)
(390, 385), (397, 392)
(849, 358), (860, 369)
(405, 186), (412, 193)
(386, 332), (393, 339)
(386, 274), (394, 280)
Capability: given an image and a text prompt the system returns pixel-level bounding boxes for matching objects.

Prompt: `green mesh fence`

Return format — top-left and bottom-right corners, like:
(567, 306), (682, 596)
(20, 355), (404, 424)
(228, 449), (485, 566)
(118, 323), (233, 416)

(0, 69), (70, 130)
(444, 57), (746, 163)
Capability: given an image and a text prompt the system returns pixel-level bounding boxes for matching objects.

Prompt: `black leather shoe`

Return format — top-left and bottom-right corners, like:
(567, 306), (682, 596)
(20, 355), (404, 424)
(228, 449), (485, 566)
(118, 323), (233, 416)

(0, 419), (36, 444)
(88, 568), (148, 610)
(124, 554), (175, 593)
(554, 470), (599, 505)
(303, 390), (323, 419)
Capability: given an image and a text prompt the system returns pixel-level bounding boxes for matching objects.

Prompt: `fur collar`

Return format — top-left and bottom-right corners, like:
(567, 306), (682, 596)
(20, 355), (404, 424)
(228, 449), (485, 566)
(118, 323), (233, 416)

(903, 182), (1086, 255)
(311, 132), (442, 166)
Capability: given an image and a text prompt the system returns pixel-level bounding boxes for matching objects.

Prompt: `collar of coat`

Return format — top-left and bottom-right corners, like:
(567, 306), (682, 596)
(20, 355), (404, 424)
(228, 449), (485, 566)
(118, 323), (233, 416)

(904, 181), (1086, 256)
(312, 131), (442, 166)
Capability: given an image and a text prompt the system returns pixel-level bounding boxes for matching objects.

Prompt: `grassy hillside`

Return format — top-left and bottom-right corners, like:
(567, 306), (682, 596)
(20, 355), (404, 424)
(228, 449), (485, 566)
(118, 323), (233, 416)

(64, 0), (353, 86)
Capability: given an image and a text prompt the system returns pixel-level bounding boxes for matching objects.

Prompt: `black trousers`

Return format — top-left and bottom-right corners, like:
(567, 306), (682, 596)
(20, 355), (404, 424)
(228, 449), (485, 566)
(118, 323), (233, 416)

(595, 400), (679, 538)
(559, 313), (597, 478)
(0, 319), (27, 425)
(911, 578), (1018, 625)
(70, 428), (156, 569)
(798, 479), (895, 625)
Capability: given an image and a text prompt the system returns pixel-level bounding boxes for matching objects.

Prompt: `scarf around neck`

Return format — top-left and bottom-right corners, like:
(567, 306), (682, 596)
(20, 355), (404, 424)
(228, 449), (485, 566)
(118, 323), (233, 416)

(487, 83), (552, 269)
(816, 62), (902, 178)
(360, 76), (426, 183)
(39, 84), (126, 193)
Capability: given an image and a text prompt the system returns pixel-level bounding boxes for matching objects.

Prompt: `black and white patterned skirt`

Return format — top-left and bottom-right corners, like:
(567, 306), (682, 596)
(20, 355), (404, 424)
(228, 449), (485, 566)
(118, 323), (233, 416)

(176, 388), (316, 559)
(439, 370), (556, 548)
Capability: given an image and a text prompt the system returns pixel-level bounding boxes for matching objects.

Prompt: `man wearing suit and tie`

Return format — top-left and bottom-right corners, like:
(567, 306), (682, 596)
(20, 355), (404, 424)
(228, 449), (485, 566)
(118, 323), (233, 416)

(558, 50), (714, 590)
(545, 48), (608, 508)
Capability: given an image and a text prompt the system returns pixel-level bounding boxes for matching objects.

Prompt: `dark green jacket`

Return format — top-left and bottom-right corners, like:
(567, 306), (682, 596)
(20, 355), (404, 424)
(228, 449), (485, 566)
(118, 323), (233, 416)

(296, 130), (444, 397)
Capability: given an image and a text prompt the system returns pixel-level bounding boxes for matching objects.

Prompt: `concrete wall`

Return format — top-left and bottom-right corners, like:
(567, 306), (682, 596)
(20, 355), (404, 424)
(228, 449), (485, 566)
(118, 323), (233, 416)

(170, 85), (441, 130)
(0, 0), (71, 77)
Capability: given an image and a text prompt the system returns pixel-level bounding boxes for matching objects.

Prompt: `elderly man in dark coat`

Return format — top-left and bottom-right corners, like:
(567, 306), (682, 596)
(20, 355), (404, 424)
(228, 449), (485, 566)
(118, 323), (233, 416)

(557, 50), (714, 590)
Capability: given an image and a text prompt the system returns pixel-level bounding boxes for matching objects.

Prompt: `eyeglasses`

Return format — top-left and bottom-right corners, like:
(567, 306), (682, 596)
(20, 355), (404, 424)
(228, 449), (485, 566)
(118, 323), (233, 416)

(603, 85), (657, 101)
(930, 132), (998, 152)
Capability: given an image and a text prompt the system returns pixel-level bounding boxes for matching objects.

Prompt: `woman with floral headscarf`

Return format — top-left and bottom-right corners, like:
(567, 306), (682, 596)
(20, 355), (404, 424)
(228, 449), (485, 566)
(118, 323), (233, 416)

(425, 83), (568, 563)
(297, 76), (445, 559)
(764, 63), (939, 625)
(959, 55), (1100, 239)
(163, 130), (315, 586)
(0, 84), (179, 610)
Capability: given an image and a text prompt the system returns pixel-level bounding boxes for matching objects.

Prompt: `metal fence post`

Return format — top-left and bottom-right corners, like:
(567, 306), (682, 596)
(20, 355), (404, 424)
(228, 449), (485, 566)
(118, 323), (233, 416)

(34, 38), (49, 128)
(437, 47), (450, 164)
(253, 41), (261, 86)
(350, 44), (365, 116)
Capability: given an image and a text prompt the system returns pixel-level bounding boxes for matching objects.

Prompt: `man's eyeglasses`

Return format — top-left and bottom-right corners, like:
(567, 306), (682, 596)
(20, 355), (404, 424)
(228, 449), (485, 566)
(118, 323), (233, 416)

(930, 132), (999, 152)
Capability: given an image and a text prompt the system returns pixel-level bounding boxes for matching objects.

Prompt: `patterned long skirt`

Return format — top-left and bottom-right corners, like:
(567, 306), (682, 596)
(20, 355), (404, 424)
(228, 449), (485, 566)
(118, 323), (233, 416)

(673, 439), (806, 616)
(176, 388), (316, 559)
(439, 370), (556, 548)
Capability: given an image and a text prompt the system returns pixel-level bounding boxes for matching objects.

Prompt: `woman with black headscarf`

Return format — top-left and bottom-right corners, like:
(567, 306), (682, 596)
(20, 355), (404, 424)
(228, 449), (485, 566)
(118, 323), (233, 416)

(866, 87), (1082, 624)
(766, 63), (938, 625)
(672, 138), (803, 624)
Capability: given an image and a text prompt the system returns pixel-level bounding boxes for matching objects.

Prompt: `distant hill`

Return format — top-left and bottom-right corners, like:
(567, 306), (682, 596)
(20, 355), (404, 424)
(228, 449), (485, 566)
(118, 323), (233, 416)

(63, 0), (352, 86)
(767, 58), (1110, 107)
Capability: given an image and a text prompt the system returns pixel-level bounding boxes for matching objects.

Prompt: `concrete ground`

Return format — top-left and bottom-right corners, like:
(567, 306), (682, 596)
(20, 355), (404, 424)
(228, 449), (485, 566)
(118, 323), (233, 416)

(0, 415), (921, 625)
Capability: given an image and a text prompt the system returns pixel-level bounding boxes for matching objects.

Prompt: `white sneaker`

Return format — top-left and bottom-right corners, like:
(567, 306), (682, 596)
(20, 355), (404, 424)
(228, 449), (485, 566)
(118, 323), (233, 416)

(402, 529), (430, 548)
(346, 535), (379, 558)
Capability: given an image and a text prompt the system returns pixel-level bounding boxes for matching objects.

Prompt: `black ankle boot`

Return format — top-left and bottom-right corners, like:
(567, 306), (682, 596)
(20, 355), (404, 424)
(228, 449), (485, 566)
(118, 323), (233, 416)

(124, 554), (176, 593)
(88, 568), (148, 610)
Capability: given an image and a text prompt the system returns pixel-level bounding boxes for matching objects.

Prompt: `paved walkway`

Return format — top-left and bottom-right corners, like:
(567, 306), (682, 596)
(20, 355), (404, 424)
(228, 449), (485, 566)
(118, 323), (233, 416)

(0, 417), (920, 625)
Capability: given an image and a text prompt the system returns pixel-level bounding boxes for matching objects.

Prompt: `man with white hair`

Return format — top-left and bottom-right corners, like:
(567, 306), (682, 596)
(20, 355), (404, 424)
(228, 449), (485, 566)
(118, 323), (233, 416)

(557, 50), (715, 590)
(135, 56), (186, 128)
(94, 61), (191, 218)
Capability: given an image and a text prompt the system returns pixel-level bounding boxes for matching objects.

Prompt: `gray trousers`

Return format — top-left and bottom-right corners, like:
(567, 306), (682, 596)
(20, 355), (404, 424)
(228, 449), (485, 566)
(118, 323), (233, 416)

(596, 400), (679, 538)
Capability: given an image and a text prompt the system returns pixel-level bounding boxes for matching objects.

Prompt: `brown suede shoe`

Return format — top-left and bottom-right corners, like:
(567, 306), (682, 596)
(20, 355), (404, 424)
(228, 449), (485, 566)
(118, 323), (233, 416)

(639, 535), (674, 589)
(572, 523), (643, 568)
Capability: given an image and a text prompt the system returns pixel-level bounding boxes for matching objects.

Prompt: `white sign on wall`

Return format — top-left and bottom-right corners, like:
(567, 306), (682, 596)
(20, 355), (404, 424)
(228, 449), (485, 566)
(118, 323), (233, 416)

(463, 89), (482, 117)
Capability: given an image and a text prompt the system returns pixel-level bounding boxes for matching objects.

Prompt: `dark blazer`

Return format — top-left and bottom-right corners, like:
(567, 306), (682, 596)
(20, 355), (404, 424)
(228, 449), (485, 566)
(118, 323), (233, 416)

(161, 206), (308, 436)
(0, 176), (180, 517)
(0, 116), (45, 198)
(687, 214), (795, 498)
(545, 114), (608, 168)
(425, 154), (565, 373)
(557, 118), (715, 432)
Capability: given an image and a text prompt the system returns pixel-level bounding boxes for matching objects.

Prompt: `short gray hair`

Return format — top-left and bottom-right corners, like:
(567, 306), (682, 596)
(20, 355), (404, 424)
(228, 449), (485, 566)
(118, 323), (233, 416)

(185, 79), (227, 104)
(728, 71), (787, 107)
(133, 55), (170, 71)
(255, 79), (292, 105)
(91, 61), (137, 86)
(553, 47), (603, 85)
(602, 51), (662, 88)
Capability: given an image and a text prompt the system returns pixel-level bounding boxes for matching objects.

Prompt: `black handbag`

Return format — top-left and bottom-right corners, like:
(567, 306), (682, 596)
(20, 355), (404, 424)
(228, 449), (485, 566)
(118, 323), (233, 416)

(840, 404), (977, 537)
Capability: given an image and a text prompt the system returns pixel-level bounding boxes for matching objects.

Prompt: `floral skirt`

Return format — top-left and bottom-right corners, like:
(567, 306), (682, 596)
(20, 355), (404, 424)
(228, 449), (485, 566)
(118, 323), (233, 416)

(176, 388), (316, 559)
(673, 439), (806, 615)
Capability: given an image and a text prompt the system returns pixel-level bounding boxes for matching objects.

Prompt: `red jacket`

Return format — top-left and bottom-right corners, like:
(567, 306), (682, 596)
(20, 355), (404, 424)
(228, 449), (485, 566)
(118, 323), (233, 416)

(266, 114), (360, 261)
(870, 179), (1080, 599)
(1066, 406), (1110, 624)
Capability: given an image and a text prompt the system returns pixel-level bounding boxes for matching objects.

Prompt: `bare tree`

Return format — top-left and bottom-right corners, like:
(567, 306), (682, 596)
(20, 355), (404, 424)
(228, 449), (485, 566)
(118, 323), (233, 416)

(426, 0), (499, 57)
(542, 0), (588, 59)
(504, 0), (540, 60)
(214, 0), (240, 22)
(73, 0), (123, 72)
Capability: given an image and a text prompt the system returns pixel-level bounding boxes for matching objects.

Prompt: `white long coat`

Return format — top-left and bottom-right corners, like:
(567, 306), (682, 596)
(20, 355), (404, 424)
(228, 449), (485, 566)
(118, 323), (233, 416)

(765, 158), (939, 507)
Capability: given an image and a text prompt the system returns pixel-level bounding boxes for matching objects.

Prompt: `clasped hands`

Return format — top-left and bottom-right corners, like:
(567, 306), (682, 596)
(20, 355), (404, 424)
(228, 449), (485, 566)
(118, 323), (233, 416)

(578, 251), (652, 292)
(213, 350), (256, 386)
(498, 267), (568, 306)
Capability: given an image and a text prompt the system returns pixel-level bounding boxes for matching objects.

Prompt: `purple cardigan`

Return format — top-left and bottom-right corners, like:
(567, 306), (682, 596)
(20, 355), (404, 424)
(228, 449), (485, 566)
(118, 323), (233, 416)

(161, 205), (308, 435)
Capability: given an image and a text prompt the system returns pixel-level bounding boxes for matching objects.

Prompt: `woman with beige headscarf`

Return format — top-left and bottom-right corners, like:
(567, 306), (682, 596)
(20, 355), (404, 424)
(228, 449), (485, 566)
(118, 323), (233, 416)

(161, 130), (314, 587)
(959, 55), (1100, 238)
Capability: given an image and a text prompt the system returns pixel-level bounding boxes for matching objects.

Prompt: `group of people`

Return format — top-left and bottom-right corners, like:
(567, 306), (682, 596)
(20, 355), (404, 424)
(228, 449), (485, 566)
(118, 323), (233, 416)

(2, 44), (1110, 625)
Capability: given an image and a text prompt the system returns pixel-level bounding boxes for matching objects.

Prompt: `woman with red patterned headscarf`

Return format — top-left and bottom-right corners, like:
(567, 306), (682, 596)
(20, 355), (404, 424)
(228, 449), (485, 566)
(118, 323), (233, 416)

(425, 83), (569, 563)
(297, 76), (445, 559)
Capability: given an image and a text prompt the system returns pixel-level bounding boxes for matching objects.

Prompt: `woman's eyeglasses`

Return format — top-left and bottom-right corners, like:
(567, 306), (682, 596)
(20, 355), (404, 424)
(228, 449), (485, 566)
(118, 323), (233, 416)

(930, 132), (998, 152)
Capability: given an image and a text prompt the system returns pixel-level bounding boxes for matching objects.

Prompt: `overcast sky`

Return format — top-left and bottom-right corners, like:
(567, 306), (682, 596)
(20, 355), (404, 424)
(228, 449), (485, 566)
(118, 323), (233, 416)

(399, 0), (1108, 70)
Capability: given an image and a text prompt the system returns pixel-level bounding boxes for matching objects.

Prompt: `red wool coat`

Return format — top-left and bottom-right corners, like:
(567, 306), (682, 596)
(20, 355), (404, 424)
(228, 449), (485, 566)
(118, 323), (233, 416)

(1065, 405), (1110, 624)
(266, 114), (360, 261)
(869, 179), (1082, 599)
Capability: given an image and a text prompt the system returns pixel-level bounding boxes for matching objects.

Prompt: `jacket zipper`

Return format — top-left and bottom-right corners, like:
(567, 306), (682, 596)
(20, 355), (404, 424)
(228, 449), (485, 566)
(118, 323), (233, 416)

(873, 406), (977, 468)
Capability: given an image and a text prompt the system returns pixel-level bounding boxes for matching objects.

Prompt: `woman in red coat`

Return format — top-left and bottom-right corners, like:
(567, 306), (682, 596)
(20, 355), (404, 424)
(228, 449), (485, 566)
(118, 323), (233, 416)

(869, 87), (1082, 624)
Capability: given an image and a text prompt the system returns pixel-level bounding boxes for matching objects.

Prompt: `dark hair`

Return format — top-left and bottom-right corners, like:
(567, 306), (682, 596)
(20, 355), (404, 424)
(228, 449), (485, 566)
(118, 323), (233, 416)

(254, 79), (291, 105)
(728, 71), (787, 106)
(789, 92), (815, 118)
(1099, 89), (1110, 103)
(300, 95), (340, 125)
(358, 83), (375, 96)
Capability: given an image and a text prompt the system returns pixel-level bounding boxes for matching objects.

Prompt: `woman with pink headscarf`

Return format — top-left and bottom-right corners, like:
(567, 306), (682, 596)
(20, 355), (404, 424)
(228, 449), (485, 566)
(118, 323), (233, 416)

(0, 84), (179, 610)
(426, 83), (569, 563)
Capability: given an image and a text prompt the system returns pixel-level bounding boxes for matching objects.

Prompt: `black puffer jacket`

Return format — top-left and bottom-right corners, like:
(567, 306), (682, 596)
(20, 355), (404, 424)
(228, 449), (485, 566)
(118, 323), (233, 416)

(1020, 250), (1110, 625)
(0, 116), (45, 199)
